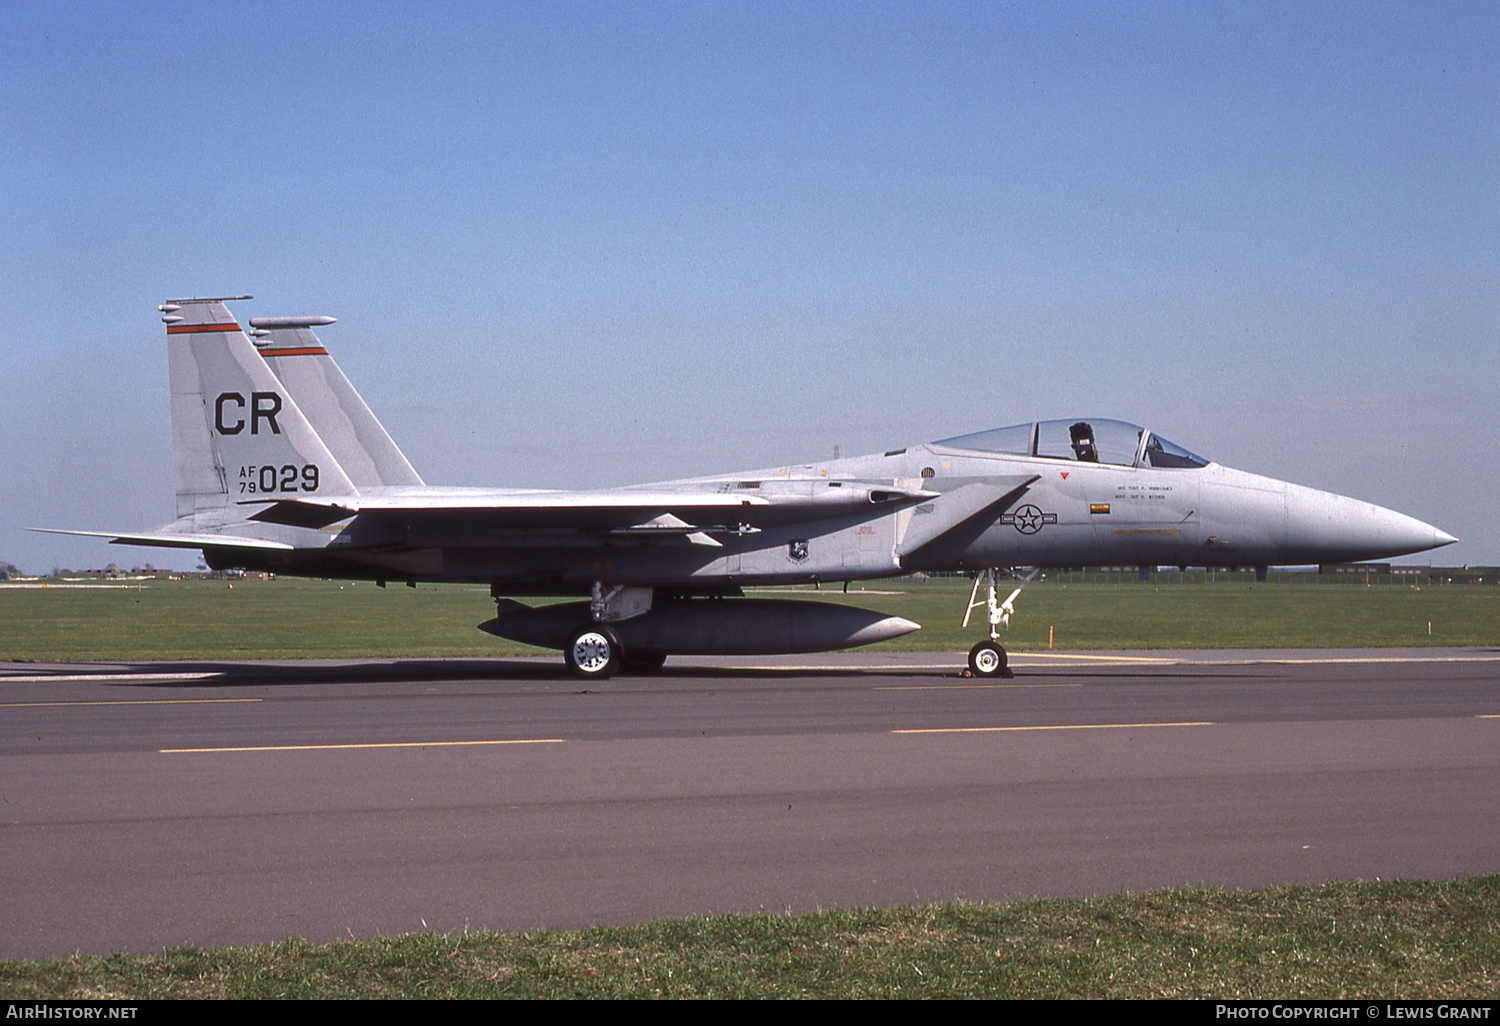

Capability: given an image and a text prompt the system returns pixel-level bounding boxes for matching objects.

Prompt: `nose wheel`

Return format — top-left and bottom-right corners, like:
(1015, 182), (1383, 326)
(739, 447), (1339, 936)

(967, 639), (1012, 678)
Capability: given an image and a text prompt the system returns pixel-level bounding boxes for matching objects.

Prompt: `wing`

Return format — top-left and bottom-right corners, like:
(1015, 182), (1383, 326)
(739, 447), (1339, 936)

(240, 482), (941, 544)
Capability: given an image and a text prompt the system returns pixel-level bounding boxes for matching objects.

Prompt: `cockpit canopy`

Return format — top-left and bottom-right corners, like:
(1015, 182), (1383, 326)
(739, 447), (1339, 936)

(934, 419), (1210, 469)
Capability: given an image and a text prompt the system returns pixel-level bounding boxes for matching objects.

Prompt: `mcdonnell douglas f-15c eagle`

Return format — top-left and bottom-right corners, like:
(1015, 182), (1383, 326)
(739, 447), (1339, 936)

(39, 296), (1457, 679)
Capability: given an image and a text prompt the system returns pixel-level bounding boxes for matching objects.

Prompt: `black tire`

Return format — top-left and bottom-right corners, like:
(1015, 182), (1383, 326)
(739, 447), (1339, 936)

(967, 639), (1011, 678)
(565, 624), (622, 680)
(621, 649), (668, 675)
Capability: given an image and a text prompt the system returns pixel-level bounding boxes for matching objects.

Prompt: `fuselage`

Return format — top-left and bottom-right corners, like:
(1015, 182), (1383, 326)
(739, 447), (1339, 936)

(203, 417), (1455, 590)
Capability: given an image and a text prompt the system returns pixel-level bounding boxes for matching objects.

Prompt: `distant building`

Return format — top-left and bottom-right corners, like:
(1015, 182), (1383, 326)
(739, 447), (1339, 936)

(1326, 564), (1497, 585)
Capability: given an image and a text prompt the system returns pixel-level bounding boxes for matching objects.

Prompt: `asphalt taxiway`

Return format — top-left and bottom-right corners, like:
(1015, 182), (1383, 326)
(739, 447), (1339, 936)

(2, 648), (1497, 958)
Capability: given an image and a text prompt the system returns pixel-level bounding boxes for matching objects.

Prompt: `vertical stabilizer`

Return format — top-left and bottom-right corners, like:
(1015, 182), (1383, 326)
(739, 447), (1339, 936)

(160, 297), (357, 518)
(250, 317), (424, 489)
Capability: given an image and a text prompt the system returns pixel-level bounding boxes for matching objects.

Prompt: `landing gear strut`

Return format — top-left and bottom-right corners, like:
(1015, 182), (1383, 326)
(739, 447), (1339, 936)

(962, 567), (1038, 678)
(563, 582), (657, 679)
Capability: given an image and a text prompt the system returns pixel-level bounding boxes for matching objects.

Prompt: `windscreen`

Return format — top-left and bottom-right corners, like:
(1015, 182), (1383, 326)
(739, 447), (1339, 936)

(1141, 433), (1209, 468)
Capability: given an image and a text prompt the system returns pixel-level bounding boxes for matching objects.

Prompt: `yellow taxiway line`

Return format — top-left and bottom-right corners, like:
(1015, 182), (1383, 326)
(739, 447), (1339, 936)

(893, 721), (1214, 734)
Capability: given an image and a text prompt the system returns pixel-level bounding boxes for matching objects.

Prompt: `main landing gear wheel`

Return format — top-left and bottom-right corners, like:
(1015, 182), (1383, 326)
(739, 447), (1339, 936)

(968, 639), (1012, 679)
(565, 625), (622, 680)
(621, 649), (668, 675)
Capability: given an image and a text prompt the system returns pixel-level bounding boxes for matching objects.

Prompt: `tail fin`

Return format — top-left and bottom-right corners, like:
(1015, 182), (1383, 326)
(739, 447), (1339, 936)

(161, 297), (357, 519)
(248, 316), (424, 489)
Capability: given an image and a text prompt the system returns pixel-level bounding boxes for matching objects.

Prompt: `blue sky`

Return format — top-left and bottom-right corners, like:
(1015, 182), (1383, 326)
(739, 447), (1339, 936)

(3, 0), (1495, 572)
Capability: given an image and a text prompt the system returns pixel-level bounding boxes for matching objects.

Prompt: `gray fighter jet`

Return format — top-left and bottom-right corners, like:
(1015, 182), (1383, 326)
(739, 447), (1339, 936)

(39, 296), (1457, 679)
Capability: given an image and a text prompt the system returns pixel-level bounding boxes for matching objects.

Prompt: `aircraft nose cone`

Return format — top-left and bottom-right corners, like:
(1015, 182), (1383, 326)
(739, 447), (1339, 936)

(1285, 484), (1458, 562)
(1357, 509), (1457, 557)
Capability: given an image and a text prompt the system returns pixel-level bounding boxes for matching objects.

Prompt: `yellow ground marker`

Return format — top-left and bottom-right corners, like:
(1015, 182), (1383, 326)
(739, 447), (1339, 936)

(893, 721), (1213, 734)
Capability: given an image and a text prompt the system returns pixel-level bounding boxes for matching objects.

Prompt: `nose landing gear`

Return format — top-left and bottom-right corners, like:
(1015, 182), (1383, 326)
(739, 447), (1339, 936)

(962, 568), (1038, 678)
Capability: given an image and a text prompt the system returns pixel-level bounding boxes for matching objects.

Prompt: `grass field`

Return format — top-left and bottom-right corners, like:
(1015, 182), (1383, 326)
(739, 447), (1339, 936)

(3, 878), (1496, 999)
(1, 575), (1495, 661)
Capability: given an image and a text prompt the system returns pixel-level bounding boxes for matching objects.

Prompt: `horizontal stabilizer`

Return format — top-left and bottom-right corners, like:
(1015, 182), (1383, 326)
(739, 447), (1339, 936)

(29, 527), (295, 551)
